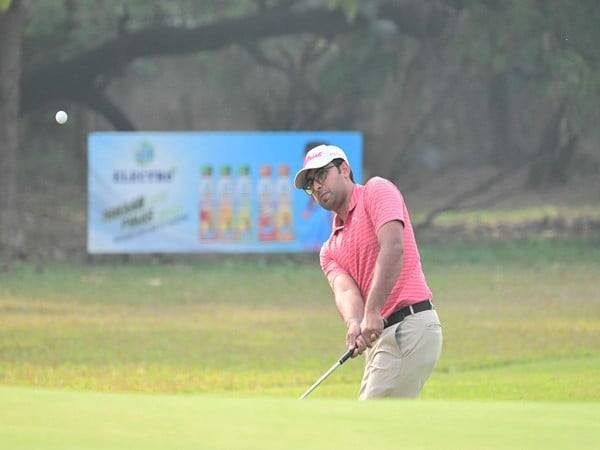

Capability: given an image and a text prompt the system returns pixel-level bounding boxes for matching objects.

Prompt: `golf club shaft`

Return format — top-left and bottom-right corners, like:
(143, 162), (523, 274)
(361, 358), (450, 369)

(299, 347), (355, 400)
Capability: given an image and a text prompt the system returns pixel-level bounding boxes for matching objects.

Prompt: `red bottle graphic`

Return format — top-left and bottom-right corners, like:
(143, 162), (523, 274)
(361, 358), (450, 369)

(258, 165), (276, 241)
(198, 165), (215, 240)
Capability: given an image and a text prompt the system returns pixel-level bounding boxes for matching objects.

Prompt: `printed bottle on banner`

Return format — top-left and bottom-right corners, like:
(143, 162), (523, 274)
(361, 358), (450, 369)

(198, 165), (215, 240)
(235, 165), (253, 240)
(258, 164), (276, 241)
(217, 165), (234, 240)
(275, 164), (294, 241)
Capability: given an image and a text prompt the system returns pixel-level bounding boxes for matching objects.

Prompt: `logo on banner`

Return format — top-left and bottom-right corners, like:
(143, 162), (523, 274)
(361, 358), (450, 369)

(135, 141), (154, 166)
(112, 141), (175, 183)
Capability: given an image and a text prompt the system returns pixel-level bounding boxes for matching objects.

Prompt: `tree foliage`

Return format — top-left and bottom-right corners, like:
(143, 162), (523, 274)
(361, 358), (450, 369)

(20, 0), (446, 130)
(0, 0), (12, 13)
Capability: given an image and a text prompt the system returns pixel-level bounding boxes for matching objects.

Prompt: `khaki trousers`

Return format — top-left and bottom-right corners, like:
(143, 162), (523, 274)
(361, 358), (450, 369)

(359, 309), (442, 399)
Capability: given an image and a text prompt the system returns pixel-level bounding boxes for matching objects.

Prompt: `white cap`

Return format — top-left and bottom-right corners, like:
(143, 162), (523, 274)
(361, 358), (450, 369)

(294, 144), (349, 189)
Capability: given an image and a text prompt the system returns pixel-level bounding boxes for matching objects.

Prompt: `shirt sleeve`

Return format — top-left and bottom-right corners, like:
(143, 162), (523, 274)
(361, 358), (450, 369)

(363, 177), (405, 233)
(319, 241), (348, 285)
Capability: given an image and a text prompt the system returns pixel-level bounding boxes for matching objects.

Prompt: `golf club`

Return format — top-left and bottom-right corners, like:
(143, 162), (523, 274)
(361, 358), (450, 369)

(298, 346), (356, 400)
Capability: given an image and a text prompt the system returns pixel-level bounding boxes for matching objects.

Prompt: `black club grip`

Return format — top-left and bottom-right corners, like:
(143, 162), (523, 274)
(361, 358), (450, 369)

(339, 347), (356, 364)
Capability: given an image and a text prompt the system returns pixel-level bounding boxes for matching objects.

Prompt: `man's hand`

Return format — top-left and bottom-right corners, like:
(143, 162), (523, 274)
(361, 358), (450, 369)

(361, 311), (384, 347)
(346, 318), (368, 357)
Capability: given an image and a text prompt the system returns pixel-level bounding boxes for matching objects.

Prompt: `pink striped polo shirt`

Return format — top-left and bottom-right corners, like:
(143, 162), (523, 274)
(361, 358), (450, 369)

(320, 177), (432, 318)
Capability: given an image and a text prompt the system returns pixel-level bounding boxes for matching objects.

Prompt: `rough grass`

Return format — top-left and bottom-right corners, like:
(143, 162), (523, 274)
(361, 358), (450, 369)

(0, 237), (599, 400)
(414, 204), (600, 226)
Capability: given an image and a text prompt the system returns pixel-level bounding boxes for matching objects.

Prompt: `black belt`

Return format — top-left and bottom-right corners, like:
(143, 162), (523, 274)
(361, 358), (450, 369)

(383, 300), (433, 329)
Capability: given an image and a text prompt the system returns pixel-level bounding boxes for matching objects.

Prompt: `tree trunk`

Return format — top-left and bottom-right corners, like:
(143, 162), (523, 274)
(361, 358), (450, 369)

(550, 131), (579, 184)
(527, 100), (567, 187)
(372, 41), (434, 180)
(488, 71), (517, 164)
(0, 0), (29, 261)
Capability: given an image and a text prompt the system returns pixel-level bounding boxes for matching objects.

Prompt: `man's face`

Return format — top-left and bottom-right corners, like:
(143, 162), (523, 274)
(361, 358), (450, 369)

(304, 161), (347, 211)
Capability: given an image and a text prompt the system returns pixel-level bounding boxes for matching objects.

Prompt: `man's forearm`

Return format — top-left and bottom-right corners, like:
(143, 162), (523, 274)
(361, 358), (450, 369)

(364, 243), (403, 314)
(335, 290), (365, 325)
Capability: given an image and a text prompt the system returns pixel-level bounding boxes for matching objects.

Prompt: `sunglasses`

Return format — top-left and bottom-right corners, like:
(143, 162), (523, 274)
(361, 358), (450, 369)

(302, 162), (339, 196)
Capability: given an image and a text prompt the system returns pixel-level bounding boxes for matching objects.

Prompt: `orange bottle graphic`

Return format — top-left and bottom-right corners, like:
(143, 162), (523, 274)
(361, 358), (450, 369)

(217, 165), (234, 240)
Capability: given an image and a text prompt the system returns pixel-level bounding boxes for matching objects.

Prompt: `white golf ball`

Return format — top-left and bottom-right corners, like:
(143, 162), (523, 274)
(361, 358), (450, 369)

(55, 110), (68, 124)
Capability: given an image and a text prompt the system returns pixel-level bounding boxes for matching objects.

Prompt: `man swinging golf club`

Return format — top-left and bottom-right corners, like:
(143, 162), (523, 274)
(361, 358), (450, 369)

(295, 145), (443, 399)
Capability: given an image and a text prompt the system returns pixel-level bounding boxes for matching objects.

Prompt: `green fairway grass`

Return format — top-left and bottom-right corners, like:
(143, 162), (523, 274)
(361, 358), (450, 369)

(1, 386), (599, 450)
(0, 237), (599, 400)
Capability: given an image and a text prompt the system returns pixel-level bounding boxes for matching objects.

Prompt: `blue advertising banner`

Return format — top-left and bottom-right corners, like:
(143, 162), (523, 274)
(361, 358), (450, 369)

(87, 132), (362, 253)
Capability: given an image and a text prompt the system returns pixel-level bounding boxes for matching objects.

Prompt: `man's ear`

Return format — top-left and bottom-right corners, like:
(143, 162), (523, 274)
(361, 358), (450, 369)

(341, 162), (351, 178)
(340, 161), (350, 178)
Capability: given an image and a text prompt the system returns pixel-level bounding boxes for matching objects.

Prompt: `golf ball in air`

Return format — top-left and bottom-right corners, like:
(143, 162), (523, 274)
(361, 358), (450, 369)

(55, 110), (68, 124)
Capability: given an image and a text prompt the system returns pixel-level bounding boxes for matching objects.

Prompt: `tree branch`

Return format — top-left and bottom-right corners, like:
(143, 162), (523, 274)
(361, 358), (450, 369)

(241, 43), (288, 74)
(78, 90), (136, 131)
(21, 1), (453, 114)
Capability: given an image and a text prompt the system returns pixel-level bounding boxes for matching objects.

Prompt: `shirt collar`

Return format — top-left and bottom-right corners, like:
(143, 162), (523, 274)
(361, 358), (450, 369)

(333, 184), (362, 229)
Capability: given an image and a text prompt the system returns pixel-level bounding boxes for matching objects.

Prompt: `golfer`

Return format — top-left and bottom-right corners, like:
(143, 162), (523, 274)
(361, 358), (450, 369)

(294, 144), (442, 399)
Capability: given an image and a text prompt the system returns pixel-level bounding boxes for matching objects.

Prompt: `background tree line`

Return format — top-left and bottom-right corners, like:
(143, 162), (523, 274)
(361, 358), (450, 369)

(1, 0), (599, 259)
